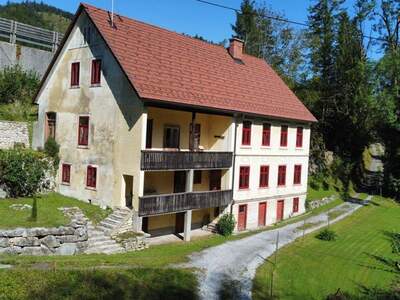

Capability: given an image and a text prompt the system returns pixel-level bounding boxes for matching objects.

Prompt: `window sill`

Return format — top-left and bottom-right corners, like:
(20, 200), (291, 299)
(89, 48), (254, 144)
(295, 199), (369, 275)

(60, 182), (70, 186)
(70, 85), (80, 89)
(240, 145), (252, 149)
(238, 188), (250, 191)
(277, 185), (286, 188)
(85, 186), (97, 191)
(77, 145), (89, 149)
(90, 84), (101, 88)
(260, 146), (271, 149)
(258, 186), (269, 190)
(293, 183), (302, 186)
(279, 147), (288, 150)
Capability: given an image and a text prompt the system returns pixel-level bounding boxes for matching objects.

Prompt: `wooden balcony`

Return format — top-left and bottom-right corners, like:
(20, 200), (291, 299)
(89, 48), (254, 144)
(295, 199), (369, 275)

(140, 150), (233, 170)
(139, 189), (233, 216)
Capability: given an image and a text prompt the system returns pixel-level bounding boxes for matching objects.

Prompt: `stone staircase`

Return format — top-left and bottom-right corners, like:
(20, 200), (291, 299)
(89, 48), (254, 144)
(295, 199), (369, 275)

(97, 207), (133, 236)
(85, 222), (125, 254)
(203, 222), (218, 233)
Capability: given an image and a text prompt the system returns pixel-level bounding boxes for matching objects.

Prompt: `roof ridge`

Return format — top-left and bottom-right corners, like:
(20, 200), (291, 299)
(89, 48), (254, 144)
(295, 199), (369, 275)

(81, 2), (230, 52)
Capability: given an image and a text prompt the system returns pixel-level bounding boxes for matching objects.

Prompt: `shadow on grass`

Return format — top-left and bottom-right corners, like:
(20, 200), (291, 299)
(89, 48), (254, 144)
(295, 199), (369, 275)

(0, 268), (198, 300)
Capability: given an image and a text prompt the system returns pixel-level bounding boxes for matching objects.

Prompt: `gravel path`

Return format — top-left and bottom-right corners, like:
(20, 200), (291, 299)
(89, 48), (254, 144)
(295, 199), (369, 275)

(184, 202), (363, 300)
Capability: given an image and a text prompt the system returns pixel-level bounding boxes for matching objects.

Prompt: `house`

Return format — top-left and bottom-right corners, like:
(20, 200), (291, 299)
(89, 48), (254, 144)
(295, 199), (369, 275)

(33, 3), (316, 240)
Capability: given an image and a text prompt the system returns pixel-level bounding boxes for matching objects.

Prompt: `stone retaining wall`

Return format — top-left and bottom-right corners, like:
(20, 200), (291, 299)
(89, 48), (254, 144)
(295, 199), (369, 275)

(307, 195), (337, 210)
(0, 121), (29, 149)
(0, 207), (88, 255)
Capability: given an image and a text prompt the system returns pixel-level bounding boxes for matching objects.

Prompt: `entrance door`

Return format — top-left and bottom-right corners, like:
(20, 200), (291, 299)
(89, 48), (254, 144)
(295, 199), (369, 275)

(142, 217), (149, 233)
(175, 212), (185, 233)
(276, 200), (284, 221)
(237, 204), (247, 231)
(123, 175), (133, 208)
(174, 171), (186, 193)
(258, 202), (267, 227)
(209, 170), (221, 191)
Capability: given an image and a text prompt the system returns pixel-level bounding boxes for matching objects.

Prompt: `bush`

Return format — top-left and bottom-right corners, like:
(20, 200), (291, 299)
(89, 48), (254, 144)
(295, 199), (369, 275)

(316, 228), (338, 241)
(217, 214), (236, 236)
(0, 149), (51, 198)
(44, 137), (60, 166)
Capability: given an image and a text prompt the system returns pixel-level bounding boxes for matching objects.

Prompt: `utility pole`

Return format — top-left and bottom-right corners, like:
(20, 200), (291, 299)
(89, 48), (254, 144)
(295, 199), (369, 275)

(270, 231), (280, 298)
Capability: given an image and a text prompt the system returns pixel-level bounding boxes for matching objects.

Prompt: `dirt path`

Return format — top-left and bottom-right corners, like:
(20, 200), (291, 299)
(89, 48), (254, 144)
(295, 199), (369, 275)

(184, 202), (363, 300)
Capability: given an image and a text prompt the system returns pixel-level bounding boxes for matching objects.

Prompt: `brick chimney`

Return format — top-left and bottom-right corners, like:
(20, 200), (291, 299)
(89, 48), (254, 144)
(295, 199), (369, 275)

(228, 38), (244, 60)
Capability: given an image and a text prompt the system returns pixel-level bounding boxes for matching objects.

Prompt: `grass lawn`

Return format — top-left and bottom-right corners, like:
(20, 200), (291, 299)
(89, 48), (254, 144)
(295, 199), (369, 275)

(0, 192), (110, 228)
(307, 175), (344, 201)
(253, 196), (400, 300)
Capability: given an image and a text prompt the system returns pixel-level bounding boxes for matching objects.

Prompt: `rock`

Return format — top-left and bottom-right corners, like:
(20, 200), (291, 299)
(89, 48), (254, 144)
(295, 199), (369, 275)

(20, 246), (52, 256)
(0, 187), (7, 199)
(9, 204), (32, 211)
(0, 238), (9, 248)
(0, 228), (26, 238)
(40, 235), (60, 248)
(9, 237), (39, 247)
(55, 243), (77, 255)
(76, 241), (88, 253)
(0, 246), (22, 255)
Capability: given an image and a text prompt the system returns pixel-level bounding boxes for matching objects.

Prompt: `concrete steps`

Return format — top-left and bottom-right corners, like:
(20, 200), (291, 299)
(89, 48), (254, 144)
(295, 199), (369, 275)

(98, 208), (132, 236)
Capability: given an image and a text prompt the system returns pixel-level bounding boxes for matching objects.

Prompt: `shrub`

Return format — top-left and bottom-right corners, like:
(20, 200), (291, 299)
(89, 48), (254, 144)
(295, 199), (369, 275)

(316, 228), (338, 241)
(44, 137), (60, 167)
(217, 214), (236, 236)
(0, 149), (51, 198)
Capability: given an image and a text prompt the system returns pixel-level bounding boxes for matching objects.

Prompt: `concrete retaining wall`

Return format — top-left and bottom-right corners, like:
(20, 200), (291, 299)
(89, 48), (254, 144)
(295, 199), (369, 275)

(0, 40), (53, 77)
(0, 120), (29, 149)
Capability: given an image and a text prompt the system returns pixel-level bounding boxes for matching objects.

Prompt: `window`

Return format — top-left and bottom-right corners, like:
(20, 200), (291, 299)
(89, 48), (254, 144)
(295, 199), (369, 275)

(277, 165), (286, 186)
(78, 116), (89, 146)
(262, 123), (271, 146)
(294, 165), (302, 185)
(296, 127), (303, 148)
(83, 26), (92, 45)
(71, 62), (80, 87)
(61, 164), (71, 184)
(280, 125), (288, 147)
(293, 197), (299, 213)
(146, 119), (153, 149)
(86, 166), (97, 188)
(242, 121), (251, 146)
(239, 166), (250, 189)
(259, 165), (269, 188)
(46, 112), (56, 140)
(91, 59), (101, 85)
(164, 125), (180, 148)
(194, 170), (202, 184)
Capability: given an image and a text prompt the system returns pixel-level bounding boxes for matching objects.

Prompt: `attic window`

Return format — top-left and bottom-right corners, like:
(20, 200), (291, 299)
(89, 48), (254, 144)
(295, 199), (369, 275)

(83, 26), (92, 45)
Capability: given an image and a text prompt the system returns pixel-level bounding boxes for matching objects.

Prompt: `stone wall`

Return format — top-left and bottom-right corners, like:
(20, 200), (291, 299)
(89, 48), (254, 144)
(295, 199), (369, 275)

(307, 195), (337, 210)
(0, 121), (29, 149)
(0, 207), (88, 255)
(0, 41), (53, 77)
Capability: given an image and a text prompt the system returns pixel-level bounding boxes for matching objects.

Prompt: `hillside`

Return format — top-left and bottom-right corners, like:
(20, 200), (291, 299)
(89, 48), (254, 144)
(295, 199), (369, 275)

(0, 1), (73, 32)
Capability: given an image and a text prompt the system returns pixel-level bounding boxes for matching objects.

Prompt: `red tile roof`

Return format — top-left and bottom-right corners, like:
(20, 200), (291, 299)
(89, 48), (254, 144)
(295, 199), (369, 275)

(82, 3), (316, 122)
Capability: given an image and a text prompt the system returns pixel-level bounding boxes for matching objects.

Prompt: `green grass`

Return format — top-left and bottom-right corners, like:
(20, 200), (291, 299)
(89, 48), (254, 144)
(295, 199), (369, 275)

(253, 197), (400, 300)
(0, 192), (110, 228)
(307, 175), (343, 201)
(0, 268), (197, 300)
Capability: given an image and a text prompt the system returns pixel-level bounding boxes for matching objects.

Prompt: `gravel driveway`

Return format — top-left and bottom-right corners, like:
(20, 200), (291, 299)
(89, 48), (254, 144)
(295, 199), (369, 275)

(184, 202), (363, 300)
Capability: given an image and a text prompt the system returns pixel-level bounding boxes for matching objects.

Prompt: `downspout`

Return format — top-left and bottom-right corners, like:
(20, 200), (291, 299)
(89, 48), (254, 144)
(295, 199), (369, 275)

(230, 113), (239, 215)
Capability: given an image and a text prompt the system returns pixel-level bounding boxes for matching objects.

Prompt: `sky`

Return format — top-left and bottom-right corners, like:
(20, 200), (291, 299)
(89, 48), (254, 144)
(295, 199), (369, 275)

(0, 0), (381, 57)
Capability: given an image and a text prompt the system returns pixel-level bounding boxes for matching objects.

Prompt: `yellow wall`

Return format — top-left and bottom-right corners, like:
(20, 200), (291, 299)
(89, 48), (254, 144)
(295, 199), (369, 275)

(147, 107), (231, 151)
(148, 213), (175, 230)
(144, 171), (174, 195)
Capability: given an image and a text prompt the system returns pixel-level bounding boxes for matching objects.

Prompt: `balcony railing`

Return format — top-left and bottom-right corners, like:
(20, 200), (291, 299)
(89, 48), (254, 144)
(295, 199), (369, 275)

(139, 189), (233, 216)
(140, 150), (233, 170)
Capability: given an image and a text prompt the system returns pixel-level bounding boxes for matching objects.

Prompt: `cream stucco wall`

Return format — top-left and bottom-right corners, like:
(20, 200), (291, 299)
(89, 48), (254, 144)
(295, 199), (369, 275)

(36, 13), (144, 209)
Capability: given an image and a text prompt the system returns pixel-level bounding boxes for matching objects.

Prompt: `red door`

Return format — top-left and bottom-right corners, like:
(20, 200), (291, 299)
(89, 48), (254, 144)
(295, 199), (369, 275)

(237, 204), (247, 231)
(276, 200), (284, 221)
(258, 202), (267, 227)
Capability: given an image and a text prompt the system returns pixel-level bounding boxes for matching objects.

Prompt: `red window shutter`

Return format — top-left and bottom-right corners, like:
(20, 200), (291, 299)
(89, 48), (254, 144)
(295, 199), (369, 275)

(91, 59), (101, 85)
(278, 165), (286, 186)
(296, 127), (303, 148)
(242, 121), (251, 146)
(62, 164), (70, 183)
(259, 165), (269, 187)
(239, 166), (250, 189)
(262, 123), (271, 146)
(293, 197), (299, 213)
(87, 166), (97, 188)
(294, 165), (302, 184)
(78, 116), (89, 146)
(280, 125), (288, 147)
(71, 62), (80, 86)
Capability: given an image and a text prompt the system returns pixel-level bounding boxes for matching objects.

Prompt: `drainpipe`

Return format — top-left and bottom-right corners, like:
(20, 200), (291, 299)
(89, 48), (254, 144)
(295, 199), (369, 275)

(229, 113), (239, 215)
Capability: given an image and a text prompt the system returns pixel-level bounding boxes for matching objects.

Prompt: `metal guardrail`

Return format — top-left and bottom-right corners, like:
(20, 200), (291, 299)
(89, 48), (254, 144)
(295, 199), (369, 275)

(0, 17), (64, 51)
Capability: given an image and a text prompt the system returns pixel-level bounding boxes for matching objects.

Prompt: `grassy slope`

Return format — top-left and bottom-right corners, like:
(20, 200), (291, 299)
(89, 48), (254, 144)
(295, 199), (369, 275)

(307, 175), (344, 201)
(0, 192), (110, 228)
(253, 197), (400, 300)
